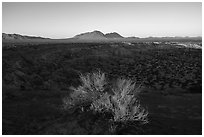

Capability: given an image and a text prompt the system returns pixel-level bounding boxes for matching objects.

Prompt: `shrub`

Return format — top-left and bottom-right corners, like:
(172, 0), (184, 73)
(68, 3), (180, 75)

(91, 78), (148, 124)
(63, 71), (148, 133)
(63, 70), (107, 110)
(90, 92), (113, 112)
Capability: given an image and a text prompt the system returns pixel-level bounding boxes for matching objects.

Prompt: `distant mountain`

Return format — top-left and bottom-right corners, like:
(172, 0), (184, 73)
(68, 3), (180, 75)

(2, 32), (202, 44)
(74, 30), (107, 39)
(2, 33), (49, 40)
(105, 32), (123, 38)
(73, 31), (125, 40)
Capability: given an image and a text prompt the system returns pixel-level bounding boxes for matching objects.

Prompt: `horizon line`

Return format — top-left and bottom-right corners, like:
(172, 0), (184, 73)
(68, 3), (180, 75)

(2, 32), (202, 40)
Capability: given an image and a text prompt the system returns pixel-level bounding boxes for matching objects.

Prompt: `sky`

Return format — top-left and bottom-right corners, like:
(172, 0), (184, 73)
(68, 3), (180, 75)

(2, 2), (202, 39)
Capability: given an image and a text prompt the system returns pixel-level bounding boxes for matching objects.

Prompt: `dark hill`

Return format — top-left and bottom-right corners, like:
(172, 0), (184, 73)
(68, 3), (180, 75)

(2, 33), (49, 40)
(105, 32), (124, 38)
(73, 30), (107, 39)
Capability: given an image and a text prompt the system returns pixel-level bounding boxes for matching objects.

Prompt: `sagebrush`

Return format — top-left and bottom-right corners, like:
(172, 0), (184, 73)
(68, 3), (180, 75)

(63, 70), (106, 110)
(63, 70), (148, 132)
(91, 78), (148, 124)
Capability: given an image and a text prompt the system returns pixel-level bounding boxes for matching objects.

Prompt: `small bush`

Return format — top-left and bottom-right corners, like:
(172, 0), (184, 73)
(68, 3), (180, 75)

(63, 71), (148, 133)
(63, 70), (107, 110)
(77, 70), (106, 94)
(91, 78), (148, 124)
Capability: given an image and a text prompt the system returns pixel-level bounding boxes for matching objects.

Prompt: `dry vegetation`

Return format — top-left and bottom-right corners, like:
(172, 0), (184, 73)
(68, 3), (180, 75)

(63, 71), (148, 133)
(2, 42), (202, 134)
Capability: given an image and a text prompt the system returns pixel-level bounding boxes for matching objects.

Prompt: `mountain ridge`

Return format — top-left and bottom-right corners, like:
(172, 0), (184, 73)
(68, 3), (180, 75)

(2, 33), (50, 40)
(2, 31), (202, 42)
(105, 32), (124, 38)
(74, 30), (107, 39)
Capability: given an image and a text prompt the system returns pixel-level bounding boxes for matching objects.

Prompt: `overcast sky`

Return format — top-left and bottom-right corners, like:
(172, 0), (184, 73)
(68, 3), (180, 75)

(2, 2), (202, 39)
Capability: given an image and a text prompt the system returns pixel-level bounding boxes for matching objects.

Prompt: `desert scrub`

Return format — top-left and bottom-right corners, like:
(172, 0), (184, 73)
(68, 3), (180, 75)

(91, 78), (148, 132)
(63, 71), (148, 133)
(63, 70), (107, 110)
